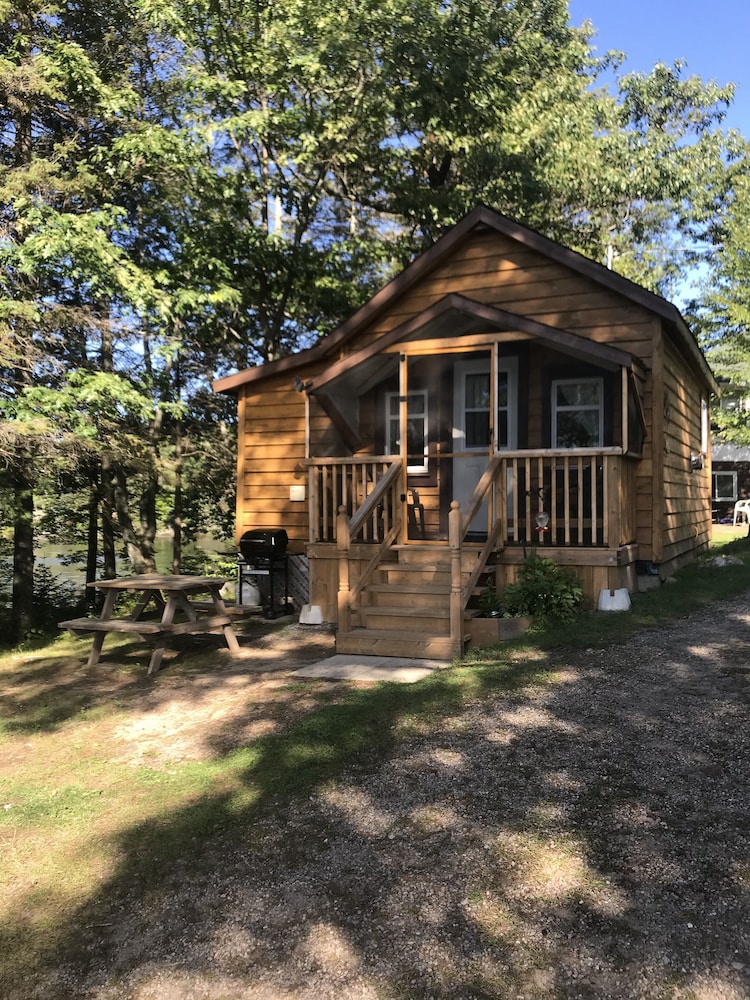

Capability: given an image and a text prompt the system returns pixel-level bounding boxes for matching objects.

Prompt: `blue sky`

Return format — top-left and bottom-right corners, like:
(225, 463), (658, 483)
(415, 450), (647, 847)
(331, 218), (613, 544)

(567, 0), (750, 135)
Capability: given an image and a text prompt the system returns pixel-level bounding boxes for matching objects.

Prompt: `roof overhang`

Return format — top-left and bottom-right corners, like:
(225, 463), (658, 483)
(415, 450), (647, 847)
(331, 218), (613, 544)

(305, 294), (642, 395)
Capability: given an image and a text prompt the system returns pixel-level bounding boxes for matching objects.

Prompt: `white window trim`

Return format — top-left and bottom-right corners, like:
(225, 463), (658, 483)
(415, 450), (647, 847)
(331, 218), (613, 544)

(713, 470), (738, 502)
(385, 389), (429, 474)
(551, 377), (604, 449)
(495, 355), (519, 451)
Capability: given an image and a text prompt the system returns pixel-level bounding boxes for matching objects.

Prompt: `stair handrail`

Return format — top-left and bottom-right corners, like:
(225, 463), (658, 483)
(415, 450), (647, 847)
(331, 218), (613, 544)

(348, 459), (401, 538)
(457, 455), (507, 608)
(337, 459), (403, 632)
(461, 520), (505, 609)
(349, 518), (403, 610)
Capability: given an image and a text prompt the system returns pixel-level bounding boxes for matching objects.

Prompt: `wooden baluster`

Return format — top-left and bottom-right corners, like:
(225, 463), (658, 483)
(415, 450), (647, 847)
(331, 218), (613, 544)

(337, 505), (351, 634)
(449, 501), (462, 654)
(331, 465), (339, 542)
(563, 457), (571, 545)
(577, 455), (584, 543)
(536, 455), (544, 543)
(550, 456), (558, 543)
(321, 467), (330, 541)
(499, 456), (508, 546)
(309, 465), (318, 542)
(591, 455), (599, 545)
(524, 457), (532, 545)
(605, 455), (616, 547)
(369, 463), (377, 541)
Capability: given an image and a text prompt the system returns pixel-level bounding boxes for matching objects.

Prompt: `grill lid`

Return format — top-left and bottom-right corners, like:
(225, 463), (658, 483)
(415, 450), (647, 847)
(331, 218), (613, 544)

(239, 529), (288, 562)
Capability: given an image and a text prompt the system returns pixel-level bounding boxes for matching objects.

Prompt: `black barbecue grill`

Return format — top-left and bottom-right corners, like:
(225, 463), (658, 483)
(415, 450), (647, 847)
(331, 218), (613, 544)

(237, 529), (290, 618)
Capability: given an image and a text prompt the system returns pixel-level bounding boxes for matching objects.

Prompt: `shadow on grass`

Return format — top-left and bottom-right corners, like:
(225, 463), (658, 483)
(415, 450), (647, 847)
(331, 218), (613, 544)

(2, 549), (750, 997)
(0, 617), (335, 737)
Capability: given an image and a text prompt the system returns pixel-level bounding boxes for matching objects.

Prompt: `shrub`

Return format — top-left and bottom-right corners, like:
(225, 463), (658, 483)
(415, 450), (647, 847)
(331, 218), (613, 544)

(33, 565), (82, 631)
(502, 553), (583, 621)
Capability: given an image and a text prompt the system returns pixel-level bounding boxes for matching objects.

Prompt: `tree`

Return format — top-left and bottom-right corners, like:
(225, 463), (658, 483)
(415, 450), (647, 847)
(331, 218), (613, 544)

(691, 159), (750, 443)
(0, 0), (744, 640)
(0, 1), (173, 631)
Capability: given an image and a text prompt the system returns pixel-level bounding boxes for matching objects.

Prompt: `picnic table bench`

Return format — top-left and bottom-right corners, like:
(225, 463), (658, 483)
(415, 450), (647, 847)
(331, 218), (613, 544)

(59, 574), (241, 675)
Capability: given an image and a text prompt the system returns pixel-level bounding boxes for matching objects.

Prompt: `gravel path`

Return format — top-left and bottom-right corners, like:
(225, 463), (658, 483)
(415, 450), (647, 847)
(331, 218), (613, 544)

(35, 596), (750, 999)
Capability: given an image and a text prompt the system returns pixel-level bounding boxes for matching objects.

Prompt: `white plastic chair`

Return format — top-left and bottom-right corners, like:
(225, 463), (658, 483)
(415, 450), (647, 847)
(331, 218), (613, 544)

(733, 499), (750, 524)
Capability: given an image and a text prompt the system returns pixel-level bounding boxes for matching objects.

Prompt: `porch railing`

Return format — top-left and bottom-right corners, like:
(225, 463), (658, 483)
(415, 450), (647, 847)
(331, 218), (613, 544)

(309, 449), (635, 649)
(308, 449), (634, 551)
(307, 457), (401, 543)
(471, 449), (631, 549)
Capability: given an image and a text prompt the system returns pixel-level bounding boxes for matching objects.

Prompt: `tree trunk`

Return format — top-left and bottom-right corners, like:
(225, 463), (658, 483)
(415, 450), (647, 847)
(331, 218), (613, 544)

(100, 458), (117, 580)
(111, 464), (157, 573)
(11, 455), (34, 642)
(172, 417), (183, 573)
(85, 464), (100, 611)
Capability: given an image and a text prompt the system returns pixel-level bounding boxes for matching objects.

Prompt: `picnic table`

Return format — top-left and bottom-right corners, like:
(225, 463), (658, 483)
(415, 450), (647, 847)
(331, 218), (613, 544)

(59, 574), (241, 675)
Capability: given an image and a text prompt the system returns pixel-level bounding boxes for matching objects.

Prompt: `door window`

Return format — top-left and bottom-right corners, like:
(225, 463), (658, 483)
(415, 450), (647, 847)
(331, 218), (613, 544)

(385, 391), (428, 474)
(464, 373), (491, 449)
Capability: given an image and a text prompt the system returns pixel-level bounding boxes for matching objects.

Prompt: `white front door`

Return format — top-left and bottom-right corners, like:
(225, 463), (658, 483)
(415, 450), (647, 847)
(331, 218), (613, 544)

(452, 357), (517, 535)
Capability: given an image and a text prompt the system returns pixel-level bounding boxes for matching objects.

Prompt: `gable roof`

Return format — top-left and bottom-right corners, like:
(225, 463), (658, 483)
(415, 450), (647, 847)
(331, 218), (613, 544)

(213, 204), (717, 395)
(310, 293), (642, 396)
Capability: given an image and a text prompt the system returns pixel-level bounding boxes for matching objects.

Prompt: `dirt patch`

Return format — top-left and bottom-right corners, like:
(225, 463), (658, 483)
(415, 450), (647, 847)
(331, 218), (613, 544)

(103, 621), (339, 765)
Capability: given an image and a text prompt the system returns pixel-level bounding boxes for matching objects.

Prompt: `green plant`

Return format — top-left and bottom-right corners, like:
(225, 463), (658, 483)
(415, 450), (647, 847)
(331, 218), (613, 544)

(32, 566), (82, 632)
(179, 546), (236, 579)
(502, 553), (583, 622)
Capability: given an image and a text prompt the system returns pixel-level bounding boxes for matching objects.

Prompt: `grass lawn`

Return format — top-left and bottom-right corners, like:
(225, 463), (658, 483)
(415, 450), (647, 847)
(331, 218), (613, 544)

(1, 527), (750, 996)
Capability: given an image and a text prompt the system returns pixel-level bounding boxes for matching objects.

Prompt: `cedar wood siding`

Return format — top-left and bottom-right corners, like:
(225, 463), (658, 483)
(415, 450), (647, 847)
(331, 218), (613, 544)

(236, 378), (309, 548)
(232, 220), (712, 572)
(658, 330), (712, 571)
(237, 364), (353, 548)
(309, 225), (657, 546)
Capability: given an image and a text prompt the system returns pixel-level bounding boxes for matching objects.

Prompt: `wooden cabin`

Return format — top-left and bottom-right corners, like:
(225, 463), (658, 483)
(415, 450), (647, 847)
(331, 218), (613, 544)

(214, 206), (717, 659)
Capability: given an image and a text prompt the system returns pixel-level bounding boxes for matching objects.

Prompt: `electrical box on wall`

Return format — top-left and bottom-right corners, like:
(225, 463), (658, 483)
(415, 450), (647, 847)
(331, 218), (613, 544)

(289, 484), (306, 501)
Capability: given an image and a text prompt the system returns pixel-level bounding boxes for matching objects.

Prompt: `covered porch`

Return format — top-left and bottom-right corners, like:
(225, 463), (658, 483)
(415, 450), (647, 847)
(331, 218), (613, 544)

(292, 295), (648, 654)
(304, 449), (640, 656)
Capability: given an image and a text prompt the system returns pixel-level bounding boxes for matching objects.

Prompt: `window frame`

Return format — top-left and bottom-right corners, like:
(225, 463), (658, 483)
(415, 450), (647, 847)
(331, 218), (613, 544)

(551, 377), (604, 449)
(712, 470), (738, 502)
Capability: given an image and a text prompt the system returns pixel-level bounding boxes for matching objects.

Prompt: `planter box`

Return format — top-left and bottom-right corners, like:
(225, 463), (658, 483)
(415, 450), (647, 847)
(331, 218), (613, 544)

(466, 615), (532, 649)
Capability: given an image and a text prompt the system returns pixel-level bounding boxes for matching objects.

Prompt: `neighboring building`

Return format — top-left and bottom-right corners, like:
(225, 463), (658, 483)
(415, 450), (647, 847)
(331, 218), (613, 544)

(711, 441), (750, 522)
(214, 206), (717, 659)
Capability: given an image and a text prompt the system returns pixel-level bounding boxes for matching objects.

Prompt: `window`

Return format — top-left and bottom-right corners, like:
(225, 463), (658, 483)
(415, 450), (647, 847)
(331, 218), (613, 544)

(385, 390), (428, 474)
(552, 378), (603, 448)
(464, 373), (491, 449)
(713, 471), (737, 502)
(496, 364), (516, 449)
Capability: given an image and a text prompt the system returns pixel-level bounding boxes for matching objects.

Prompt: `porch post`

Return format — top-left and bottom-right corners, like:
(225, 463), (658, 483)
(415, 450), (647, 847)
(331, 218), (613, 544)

(607, 454), (624, 548)
(398, 353), (408, 543)
(449, 501), (463, 653)
(336, 505), (352, 633)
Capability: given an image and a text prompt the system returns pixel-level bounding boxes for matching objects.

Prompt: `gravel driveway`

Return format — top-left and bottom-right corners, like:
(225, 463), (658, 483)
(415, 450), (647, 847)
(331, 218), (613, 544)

(38, 594), (750, 999)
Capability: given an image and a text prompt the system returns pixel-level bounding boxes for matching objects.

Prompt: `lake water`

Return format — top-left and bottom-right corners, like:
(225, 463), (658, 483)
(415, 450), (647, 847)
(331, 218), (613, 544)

(35, 534), (235, 594)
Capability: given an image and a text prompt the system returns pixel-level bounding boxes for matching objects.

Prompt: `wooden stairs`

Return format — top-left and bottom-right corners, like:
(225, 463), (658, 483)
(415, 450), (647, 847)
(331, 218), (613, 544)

(335, 544), (493, 661)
